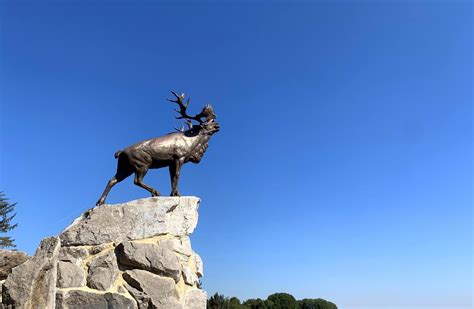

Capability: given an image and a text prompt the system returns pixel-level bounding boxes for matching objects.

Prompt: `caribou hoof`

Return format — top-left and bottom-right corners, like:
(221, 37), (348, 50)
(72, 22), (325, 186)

(151, 191), (160, 197)
(170, 191), (181, 197)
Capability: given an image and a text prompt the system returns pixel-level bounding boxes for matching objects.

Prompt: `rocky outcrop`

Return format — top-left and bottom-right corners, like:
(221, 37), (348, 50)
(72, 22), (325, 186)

(2, 197), (207, 308)
(0, 250), (30, 281)
(60, 197), (200, 246)
(2, 237), (60, 308)
(123, 269), (182, 308)
(56, 290), (136, 309)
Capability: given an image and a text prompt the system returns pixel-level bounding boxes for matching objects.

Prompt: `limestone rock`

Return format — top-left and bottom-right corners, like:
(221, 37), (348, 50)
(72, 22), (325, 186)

(123, 269), (182, 309)
(58, 247), (88, 262)
(122, 283), (147, 308)
(159, 237), (193, 257)
(2, 197), (207, 309)
(56, 289), (136, 309)
(57, 261), (85, 288)
(116, 240), (181, 282)
(0, 279), (4, 303)
(2, 237), (60, 308)
(194, 253), (204, 277)
(87, 250), (119, 291)
(182, 265), (198, 286)
(89, 243), (113, 256)
(59, 197), (200, 246)
(0, 250), (30, 280)
(185, 288), (208, 309)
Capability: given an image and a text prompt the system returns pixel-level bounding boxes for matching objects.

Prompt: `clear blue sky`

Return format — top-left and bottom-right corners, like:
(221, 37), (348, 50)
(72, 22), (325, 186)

(0, 1), (472, 308)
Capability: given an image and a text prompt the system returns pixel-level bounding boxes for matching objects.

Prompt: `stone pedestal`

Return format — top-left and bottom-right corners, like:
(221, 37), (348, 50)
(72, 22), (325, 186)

(2, 197), (207, 309)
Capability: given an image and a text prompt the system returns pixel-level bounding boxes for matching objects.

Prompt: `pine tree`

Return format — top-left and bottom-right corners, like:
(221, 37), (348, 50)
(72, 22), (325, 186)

(0, 192), (18, 248)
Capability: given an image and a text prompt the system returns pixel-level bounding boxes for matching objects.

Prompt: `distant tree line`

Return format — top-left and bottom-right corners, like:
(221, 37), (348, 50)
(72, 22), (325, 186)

(208, 292), (337, 309)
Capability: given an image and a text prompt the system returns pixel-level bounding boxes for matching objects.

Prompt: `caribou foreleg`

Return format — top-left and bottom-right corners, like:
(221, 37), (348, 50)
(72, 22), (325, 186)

(169, 159), (183, 196)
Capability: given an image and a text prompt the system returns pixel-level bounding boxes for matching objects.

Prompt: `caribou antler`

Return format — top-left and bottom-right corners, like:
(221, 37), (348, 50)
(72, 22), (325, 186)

(174, 120), (193, 132)
(167, 91), (203, 124)
(174, 122), (185, 132)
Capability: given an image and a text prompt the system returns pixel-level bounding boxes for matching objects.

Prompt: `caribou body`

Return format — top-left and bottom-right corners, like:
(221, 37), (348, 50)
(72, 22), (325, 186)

(96, 92), (220, 206)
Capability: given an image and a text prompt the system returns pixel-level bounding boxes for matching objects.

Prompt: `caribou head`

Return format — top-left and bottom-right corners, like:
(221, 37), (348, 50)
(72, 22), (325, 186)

(168, 91), (220, 136)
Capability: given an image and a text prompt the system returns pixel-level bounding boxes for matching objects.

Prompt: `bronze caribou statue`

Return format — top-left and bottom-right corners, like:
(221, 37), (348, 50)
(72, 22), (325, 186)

(96, 91), (220, 205)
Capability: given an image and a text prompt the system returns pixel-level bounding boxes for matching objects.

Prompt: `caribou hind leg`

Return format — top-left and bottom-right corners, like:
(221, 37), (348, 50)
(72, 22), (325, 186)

(96, 171), (133, 205)
(134, 168), (160, 197)
(96, 155), (134, 206)
(96, 177), (118, 206)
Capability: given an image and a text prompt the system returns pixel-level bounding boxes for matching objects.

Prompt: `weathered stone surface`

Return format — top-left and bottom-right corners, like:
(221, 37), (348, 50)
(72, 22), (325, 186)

(116, 240), (181, 282)
(123, 269), (181, 309)
(117, 284), (128, 294)
(185, 288), (207, 309)
(0, 279), (4, 303)
(2, 237), (60, 308)
(56, 289), (136, 309)
(58, 247), (88, 262)
(0, 250), (30, 280)
(60, 197), (200, 246)
(2, 197), (207, 308)
(87, 250), (118, 291)
(194, 253), (204, 277)
(122, 283), (149, 309)
(182, 265), (198, 286)
(89, 244), (112, 255)
(159, 237), (192, 257)
(57, 261), (85, 288)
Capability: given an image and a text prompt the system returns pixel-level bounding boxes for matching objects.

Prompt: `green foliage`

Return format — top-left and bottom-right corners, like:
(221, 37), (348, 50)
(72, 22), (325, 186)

(298, 298), (338, 309)
(0, 192), (18, 248)
(266, 293), (297, 309)
(207, 294), (246, 309)
(229, 297), (242, 309)
(208, 292), (337, 309)
(242, 298), (268, 309)
(208, 293), (229, 309)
